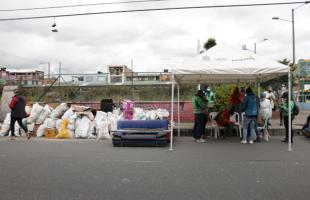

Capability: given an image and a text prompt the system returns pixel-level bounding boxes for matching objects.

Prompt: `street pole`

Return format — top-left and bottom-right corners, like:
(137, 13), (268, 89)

(131, 59), (134, 100)
(48, 62), (50, 81)
(254, 42), (257, 54)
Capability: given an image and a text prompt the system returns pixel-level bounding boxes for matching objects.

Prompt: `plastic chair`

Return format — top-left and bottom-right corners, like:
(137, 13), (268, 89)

(257, 117), (270, 141)
(230, 112), (242, 137)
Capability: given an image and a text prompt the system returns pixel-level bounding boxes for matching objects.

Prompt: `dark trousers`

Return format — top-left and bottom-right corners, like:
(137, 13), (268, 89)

(284, 116), (293, 141)
(193, 113), (206, 139)
(10, 117), (27, 137)
(280, 109), (283, 125)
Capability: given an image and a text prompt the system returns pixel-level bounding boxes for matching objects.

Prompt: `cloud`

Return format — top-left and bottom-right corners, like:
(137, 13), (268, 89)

(0, 0), (309, 73)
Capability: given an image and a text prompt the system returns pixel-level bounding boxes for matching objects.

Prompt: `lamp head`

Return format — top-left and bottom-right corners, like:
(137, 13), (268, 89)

(272, 17), (279, 20)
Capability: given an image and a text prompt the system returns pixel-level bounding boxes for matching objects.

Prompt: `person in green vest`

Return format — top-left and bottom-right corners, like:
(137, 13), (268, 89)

(192, 90), (208, 143)
(279, 92), (295, 143)
(204, 86), (215, 112)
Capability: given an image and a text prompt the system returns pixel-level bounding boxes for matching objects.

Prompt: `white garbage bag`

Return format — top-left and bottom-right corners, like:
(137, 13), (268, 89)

(0, 113), (11, 136)
(62, 108), (75, 120)
(50, 103), (69, 119)
(107, 113), (117, 131)
(97, 121), (111, 140)
(156, 108), (169, 119)
(94, 111), (107, 127)
(56, 119), (64, 130)
(44, 118), (56, 129)
(87, 122), (96, 139)
(27, 103), (43, 124)
(36, 124), (46, 137)
(36, 105), (53, 125)
(75, 116), (91, 138)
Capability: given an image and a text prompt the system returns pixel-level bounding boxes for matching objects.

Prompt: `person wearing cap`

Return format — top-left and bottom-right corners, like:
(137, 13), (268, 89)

(8, 88), (30, 140)
(192, 90), (208, 143)
(279, 92), (295, 143)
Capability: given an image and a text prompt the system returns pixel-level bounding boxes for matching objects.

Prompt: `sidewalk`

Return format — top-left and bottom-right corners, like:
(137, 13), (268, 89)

(174, 110), (309, 136)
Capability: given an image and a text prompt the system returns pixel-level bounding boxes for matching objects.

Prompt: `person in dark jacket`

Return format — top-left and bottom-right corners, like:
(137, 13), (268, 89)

(8, 88), (29, 140)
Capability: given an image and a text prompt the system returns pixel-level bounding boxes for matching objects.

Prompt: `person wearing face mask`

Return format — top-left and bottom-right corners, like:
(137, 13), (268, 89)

(264, 86), (276, 125)
(279, 84), (287, 126)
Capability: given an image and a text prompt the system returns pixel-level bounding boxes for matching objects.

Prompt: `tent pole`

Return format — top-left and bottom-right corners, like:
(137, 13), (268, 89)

(170, 75), (175, 151)
(257, 81), (261, 96)
(177, 85), (180, 137)
(288, 71), (292, 151)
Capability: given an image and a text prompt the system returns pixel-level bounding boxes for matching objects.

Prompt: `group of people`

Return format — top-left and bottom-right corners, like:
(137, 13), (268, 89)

(192, 85), (295, 144)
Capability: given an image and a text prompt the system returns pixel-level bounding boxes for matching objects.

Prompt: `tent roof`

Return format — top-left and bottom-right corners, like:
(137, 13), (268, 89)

(172, 43), (289, 84)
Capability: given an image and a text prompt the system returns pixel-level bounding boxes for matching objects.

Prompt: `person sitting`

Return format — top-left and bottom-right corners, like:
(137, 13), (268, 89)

(302, 115), (310, 138)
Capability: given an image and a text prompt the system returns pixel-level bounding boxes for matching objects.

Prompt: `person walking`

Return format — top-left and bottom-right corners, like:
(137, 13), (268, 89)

(241, 87), (259, 144)
(8, 88), (30, 140)
(280, 92), (295, 143)
(192, 90), (207, 143)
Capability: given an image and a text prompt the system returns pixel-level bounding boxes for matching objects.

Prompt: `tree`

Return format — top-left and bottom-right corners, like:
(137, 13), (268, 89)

(203, 38), (217, 51)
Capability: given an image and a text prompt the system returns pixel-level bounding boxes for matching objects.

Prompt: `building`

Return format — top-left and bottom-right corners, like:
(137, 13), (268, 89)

(107, 65), (132, 84)
(0, 68), (44, 85)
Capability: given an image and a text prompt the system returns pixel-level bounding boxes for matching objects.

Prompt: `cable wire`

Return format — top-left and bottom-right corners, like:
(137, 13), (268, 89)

(0, 1), (309, 21)
(0, 0), (180, 12)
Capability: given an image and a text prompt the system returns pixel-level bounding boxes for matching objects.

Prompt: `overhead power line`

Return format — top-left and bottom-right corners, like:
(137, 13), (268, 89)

(0, 0), (177, 12)
(0, 1), (309, 21)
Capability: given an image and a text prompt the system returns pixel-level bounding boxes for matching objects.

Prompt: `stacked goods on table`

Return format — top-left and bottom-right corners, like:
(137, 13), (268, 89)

(0, 100), (170, 140)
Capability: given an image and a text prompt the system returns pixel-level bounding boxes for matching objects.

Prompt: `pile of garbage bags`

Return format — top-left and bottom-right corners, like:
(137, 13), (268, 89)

(0, 102), (170, 139)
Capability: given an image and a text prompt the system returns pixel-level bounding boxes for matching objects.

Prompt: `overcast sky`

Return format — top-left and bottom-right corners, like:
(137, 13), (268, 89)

(0, 0), (309, 74)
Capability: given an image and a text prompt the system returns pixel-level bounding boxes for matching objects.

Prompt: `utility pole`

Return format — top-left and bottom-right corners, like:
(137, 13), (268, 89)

(131, 59), (134, 100)
(48, 62), (50, 81)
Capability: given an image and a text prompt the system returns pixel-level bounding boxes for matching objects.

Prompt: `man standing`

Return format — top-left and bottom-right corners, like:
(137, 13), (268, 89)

(204, 86), (215, 112)
(192, 90), (207, 143)
(9, 88), (30, 140)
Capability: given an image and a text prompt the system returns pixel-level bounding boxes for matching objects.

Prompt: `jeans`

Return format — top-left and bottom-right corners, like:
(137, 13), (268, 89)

(10, 117), (28, 137)
(242, 116), (257, 141)
(193, 113), (206, 139)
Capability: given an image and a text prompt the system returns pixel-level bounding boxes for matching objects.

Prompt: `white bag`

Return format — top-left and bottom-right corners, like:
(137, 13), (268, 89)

(44, 118), (56, 129)
(36, 124), (46, 137)
(56, 119), (64, 130)
(50, 103), (69, 119)
(0, 113), (11, 136)
(75, 116), (91, 138)
(87, 122), (96, 139)
(62, 108), (75, 120)
(27, 103), (43, 123)
(97, 121), (111, 140)
(156, 108), (169, 119)
(35, 105), (53, 125)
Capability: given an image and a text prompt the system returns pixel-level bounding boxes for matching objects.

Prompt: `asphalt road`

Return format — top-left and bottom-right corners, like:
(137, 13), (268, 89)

(1, 136), (310, 200)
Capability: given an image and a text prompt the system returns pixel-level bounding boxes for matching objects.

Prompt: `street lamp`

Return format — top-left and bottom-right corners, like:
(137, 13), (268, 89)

(254, 38), (268, 54)
(272, 1), (309, 151)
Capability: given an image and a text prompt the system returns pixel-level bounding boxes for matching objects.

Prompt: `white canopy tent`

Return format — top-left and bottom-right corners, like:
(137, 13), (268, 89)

(169, 43), (292, 151)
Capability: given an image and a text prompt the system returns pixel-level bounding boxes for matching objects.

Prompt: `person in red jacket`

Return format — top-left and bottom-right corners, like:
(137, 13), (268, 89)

(8, 88), (30, 140)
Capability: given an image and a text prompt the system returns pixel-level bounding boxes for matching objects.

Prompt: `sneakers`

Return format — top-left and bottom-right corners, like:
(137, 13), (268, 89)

(196, 138), (206, 143)
(249, 140), (254, 144)
(240, 140), (247, 144)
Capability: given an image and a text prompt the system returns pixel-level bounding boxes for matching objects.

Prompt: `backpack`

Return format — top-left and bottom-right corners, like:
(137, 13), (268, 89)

(293, 102), (299, 116)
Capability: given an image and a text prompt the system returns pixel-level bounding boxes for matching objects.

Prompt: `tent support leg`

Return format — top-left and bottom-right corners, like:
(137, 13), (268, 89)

(177, 85), (180, 137)
(170, 77), (175, 151)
